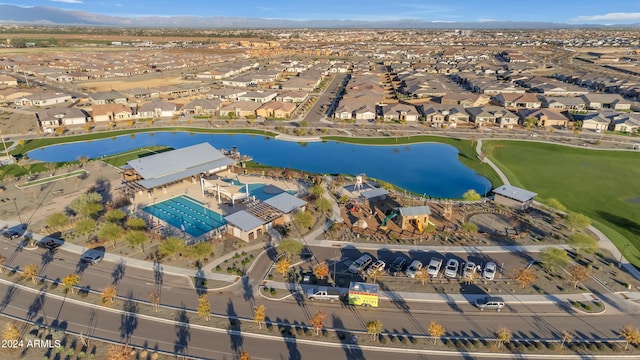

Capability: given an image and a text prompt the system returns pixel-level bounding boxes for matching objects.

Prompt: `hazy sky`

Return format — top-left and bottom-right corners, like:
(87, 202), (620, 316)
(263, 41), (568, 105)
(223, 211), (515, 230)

(5, 0), (640, 24)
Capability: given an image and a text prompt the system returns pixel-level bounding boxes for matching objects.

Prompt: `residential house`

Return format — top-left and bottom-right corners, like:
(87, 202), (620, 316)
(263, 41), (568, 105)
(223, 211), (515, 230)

(542, 96), (587, 111)
(17, 92), (72, 108)
(276, 90), (309, 103)
(181, 99), (222, 116)
(89, 91), (128, 105)
(609, 114), (640, 133)
(206, 88), (247, 101)
(0, 75), (18, 87)
(579, 113), (613, 132)
(421, 104), (469, 127)
(466, 106), (518, 127)
(123, 88), (160, 100)
(494, 93), (542, 109)
(441, 92), (490, 107)
(380, 103), (420, 122)
(36, 107), (89, 133)
(0, 89), (33, 104)
(238, 90), (278, 103)
(256, 101), (296, 119)
(518, 108), (570, 127)
(137, 101), (176, 119)
(219, 101), (262, 117)
(92, 103), (133, 123)
(581, 94), (632, 110)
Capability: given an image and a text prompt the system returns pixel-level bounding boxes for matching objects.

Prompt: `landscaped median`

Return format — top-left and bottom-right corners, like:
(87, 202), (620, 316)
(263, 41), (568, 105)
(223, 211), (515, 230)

(0, 268), (637, 358)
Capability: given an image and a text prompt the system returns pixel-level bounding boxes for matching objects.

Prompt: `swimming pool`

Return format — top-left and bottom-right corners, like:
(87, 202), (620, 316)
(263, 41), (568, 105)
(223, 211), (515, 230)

(142, 195), (226, 237)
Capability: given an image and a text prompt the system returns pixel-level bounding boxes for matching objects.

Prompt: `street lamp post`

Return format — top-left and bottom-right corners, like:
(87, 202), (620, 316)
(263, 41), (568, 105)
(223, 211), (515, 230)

(12, 198), (23, 224)
(619, 243), (630, 268)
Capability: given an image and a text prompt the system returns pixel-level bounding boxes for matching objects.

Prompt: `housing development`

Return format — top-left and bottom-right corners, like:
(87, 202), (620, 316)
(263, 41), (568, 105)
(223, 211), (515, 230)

(0, 5), (639, 360)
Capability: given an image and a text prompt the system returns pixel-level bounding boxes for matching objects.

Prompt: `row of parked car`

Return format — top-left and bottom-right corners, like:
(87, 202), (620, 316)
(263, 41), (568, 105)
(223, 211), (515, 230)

(348, 254), (498, 280)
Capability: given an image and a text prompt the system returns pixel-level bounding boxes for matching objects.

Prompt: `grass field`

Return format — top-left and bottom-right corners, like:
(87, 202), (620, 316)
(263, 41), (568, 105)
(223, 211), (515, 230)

(322, 135), (502, 188)
(101, 146), (173, 168)
(483, 140), (640, 267)
(10, 128), (278, 157)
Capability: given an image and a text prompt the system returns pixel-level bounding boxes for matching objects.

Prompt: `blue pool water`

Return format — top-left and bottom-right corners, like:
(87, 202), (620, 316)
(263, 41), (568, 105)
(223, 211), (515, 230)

(142, 195), (226, 237)
(26, 132), (492, 198)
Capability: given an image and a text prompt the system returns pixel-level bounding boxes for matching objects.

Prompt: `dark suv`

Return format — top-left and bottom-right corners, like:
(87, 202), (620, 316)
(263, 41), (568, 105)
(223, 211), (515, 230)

(389, 257), (407, 276)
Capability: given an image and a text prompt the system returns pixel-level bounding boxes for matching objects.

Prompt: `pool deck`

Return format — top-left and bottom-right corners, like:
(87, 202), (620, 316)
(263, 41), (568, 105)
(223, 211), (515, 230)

(131, 171), (307, 222)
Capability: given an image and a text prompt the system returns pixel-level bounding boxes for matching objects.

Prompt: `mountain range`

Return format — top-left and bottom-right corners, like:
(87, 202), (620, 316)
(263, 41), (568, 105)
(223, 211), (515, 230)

(0, 4), (637, 29)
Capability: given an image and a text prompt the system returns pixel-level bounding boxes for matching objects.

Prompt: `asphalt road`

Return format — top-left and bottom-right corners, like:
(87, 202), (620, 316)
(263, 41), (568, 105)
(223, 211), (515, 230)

(303, 74), (346, 124)
(1, 242), (635, 359)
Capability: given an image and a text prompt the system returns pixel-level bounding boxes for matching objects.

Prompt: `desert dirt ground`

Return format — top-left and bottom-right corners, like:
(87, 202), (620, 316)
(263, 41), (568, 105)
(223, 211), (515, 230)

(77, 77), (188, 92)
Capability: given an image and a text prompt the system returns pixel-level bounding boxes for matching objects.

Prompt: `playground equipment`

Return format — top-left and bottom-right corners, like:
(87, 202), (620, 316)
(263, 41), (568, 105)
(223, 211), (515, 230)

(413, 218), (423, 232)
(443, 200), (453, 220)
(380, 212), (398, 228)
(354, 173), (366, 190)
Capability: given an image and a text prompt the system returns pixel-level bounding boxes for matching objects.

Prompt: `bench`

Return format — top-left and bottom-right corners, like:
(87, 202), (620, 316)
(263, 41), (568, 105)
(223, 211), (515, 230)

(53, 189), (64, 195)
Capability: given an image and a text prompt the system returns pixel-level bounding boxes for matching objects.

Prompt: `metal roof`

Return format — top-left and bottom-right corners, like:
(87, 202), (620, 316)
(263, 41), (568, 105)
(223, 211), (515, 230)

(224, 210), (264, 232)
(398, 205), (431, 217)
(360, 187), (389, 199)
(263, 192), (306, 214)
(493, 184), (537, 202)
(128, 143), (234, 189)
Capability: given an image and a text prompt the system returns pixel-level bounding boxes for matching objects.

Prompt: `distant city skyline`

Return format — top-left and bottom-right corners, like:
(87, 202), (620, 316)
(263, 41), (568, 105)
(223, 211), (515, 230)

(2, 0), (640, 24)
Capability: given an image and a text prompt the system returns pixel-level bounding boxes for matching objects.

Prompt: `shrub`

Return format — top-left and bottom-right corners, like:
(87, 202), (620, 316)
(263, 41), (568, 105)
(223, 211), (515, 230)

(596, 342), (607, 351)
(584, 304), (591, 311)
(268, 274), (273, 280)
(587, 343), (597, 352)
(270, 288), (277, 296)
(379, 336), (387, 344)
(516, 343), (526, 352)
(400, 337), (408, 345)
(215, 265), (221, 271)
(390, 335), (397, 343)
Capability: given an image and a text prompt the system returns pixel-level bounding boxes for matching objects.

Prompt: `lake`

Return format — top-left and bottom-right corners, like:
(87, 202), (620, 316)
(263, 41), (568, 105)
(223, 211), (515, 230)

(26, 132), (491, 198)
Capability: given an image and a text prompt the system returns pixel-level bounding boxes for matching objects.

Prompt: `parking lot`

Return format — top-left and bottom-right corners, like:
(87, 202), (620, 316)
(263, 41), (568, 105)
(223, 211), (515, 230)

(310, 245), (541, 294)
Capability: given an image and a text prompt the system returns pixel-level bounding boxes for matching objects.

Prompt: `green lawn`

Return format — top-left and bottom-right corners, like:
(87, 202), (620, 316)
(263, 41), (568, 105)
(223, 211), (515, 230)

(101, 146), (173, 168)
(322, 135), (502, 188)
(10, 127), (278, 157)
(483, 140), (640, 267)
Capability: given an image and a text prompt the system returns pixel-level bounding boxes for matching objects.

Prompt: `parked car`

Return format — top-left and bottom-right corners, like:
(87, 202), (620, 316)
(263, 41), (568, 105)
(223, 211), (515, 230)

(80, 249), (104, 264)
(37, 238), (63, 250)
(367, 260), (386, 276)
(2, 230), (21, 240)
(389, 256), (407, 276)
(444, 259), (459, 278)
(349, 255), (372, 273)
(462, 261), (477, 279)
(483, 262), (497, 280)
(475, 296), (505, 311)
(405, 260), (423, 278)
(427, 258), (443, 277)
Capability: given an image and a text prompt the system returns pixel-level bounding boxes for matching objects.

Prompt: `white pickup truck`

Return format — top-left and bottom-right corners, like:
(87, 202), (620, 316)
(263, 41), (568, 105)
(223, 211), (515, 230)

(306, 287), (341, 302)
